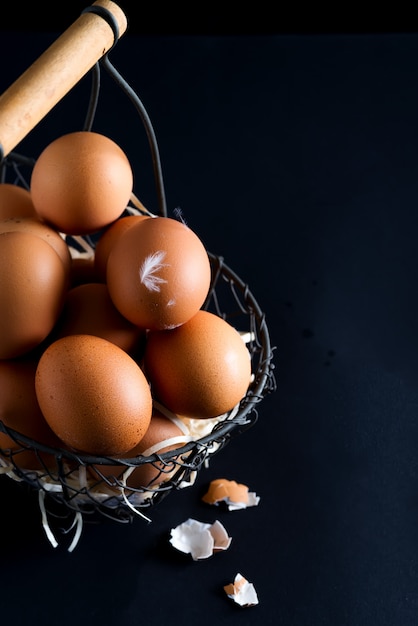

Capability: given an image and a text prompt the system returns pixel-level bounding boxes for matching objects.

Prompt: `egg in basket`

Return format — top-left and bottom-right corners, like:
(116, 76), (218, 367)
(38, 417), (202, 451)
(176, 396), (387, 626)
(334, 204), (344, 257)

(0, 0), (276, 536)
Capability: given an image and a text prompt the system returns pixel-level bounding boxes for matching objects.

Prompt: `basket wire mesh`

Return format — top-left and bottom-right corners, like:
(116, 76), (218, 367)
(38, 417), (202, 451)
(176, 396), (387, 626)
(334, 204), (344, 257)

(0, 21), (276, 530)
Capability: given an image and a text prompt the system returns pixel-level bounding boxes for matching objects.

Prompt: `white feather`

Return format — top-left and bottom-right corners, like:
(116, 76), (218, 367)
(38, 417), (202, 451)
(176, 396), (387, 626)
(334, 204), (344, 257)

(139, 250), (169, 292)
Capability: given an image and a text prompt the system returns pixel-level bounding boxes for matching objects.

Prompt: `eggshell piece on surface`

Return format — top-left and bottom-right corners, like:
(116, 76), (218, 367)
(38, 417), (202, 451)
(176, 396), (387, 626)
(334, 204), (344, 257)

(224, 574), (259, 607)
(0, 231), (68, 359)
(53, 282), (146, 355)
(30, 131), (134, 235)
(106, 216), (211, 330)
(0, 183), (38, 219)
(35, 334), (153, 456)
(202, 478), (250, 505)
(144, 310), (252, 418)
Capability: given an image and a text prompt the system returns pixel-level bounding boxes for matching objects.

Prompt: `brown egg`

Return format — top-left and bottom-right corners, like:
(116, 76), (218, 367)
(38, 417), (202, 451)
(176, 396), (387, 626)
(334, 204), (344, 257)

(144, 310), (252, 418)
(0, 183), (38, 219)
(89, 408), (189, 490)
(0, 231), (68, 359)
(0, 355), (62, 469)
(35, 334), (153, 456)
(0, 216), (72, 279)
(94, 213), (149, 282)
(53, 282), (146, 355)
(107, 216), (211, 330)
(30, 131), (134, 235)
(69, 254), (99, 287)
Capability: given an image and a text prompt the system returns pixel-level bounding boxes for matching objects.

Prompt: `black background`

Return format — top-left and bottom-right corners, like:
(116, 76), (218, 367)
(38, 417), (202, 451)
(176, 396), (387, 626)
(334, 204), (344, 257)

(4, 1), (418, 36)
(2, 2), (418, 625)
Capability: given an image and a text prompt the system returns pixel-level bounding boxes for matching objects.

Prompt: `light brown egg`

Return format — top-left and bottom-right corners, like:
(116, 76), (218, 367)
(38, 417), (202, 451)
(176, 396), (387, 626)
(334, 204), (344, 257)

(0, 216), (72, 279)
(35, 334), (153, 456)
(106, 216), (211, 330)
(53, 282), (146, 355)
(94, 213), (149, 282)
(30, 131), (134, 235)
(0, 183), (38, 219)
(0, 231), (68, 359)
(144, 310), (252, 418)
(0, 355), (62, 469)
(89, 408), (189, 490)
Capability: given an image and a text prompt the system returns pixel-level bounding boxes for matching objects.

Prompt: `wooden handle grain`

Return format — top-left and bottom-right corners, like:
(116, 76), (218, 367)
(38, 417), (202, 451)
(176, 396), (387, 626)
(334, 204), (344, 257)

(0, 0), (127, 157)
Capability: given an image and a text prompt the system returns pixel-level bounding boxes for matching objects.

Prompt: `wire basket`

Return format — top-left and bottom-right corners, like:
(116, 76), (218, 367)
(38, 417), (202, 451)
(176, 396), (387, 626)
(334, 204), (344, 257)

(0, 2), (276, 528)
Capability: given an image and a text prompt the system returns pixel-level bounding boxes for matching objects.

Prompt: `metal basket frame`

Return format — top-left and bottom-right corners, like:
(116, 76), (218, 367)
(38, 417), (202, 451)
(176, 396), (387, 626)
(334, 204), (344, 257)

(0, 40), (276, 524)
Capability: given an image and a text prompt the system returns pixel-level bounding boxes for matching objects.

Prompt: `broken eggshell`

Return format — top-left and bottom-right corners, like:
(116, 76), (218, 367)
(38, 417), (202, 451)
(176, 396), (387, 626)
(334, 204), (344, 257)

(169, 518), (231, 560)
(202, 478), (260, 510)
(224, 573), (259, 607)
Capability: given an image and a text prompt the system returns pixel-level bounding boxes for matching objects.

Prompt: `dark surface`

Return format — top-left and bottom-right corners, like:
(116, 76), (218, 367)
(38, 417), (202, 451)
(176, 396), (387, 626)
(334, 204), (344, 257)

(1, 13), (418, 626)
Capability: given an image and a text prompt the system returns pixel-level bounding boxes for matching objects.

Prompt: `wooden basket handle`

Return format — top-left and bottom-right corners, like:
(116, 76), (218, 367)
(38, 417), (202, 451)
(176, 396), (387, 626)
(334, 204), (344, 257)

(0, 0), (127, 158)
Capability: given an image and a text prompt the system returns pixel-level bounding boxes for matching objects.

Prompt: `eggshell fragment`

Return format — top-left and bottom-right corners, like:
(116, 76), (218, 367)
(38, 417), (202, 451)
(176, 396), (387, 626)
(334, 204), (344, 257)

(169, 518), (231, 560)
(144, 310), (252, 418)
(202, 478), (260, 510)
(106, 216), (211, 330)
(0, 231), (68, 359)
(35, 334), (153, 456)
(224, 574), (259, 607)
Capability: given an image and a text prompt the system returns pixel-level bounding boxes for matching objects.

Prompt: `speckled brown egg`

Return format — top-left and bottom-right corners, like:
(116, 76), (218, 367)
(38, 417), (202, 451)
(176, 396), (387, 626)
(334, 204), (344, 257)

(53, 282), (146, 355)
(30, 131), (134, 235)
(106, 216), (211, 330)
(35, 334), (153, 456)
(0, 231), (69, 359)
(0, 355), (63, 469)
(0, 183), (38, 219)
(144, 310), (252, 418)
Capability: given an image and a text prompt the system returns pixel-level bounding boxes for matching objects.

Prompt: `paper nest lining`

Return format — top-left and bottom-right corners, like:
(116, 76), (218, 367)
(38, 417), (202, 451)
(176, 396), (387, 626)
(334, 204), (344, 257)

(0, 401), (243, 510)
(0, 224), (255, 549)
